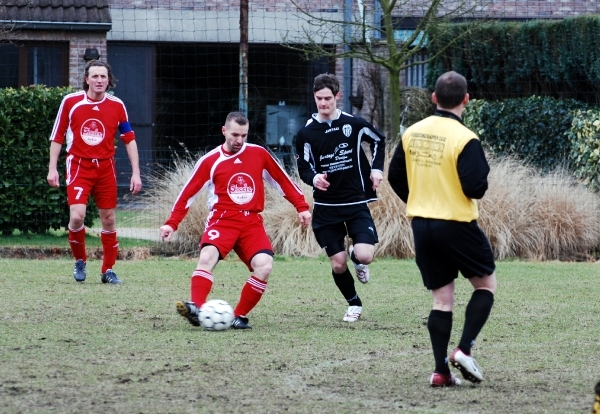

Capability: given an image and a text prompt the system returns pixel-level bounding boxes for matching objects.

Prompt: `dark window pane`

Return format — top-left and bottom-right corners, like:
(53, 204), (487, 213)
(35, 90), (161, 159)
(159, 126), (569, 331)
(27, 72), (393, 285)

(27, 46), (63, 87)
(0, 44), (19, 88)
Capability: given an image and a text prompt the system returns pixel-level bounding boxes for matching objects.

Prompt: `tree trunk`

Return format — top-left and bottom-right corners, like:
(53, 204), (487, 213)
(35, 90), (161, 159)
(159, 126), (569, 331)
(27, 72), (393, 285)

(387, 67), (402, 143)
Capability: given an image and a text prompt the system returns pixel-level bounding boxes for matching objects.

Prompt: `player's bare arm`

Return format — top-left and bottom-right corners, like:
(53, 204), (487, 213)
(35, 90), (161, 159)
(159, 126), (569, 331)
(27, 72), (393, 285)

(125, 140), (142, 194)
(47, 141), (62, 187)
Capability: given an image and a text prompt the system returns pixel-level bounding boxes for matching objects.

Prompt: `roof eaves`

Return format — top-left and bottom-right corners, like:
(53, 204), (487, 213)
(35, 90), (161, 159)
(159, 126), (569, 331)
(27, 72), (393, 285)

(0, 20), (112, 31)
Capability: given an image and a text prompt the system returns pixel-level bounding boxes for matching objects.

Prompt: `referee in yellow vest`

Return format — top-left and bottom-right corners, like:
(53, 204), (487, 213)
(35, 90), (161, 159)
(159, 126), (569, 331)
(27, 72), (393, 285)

(388, 71), (497, 387)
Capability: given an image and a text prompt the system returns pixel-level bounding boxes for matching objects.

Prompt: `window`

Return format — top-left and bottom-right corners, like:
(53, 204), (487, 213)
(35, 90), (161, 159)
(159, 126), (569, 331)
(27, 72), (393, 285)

(0, 42), (68, 88)
(404, 48), (428, 88)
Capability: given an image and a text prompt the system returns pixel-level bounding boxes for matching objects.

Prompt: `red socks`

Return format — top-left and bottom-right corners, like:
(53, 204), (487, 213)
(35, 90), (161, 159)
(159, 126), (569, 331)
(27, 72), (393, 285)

(234, 276), (267, 317)
(100, 230), (118, 274)
(70, 227), (119, 274)
(68, 225), (86, 262)
(191, 270), (214, 307)
(190, 272), (267, 317)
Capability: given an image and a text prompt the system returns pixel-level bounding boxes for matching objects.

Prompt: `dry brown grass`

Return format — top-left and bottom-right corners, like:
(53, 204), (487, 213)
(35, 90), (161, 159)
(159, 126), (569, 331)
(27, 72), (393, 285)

(140, 156), (209, 256)
(143, 148), (600, 261)
(479, 155), (600, 260)
(399, 86), (436, 131)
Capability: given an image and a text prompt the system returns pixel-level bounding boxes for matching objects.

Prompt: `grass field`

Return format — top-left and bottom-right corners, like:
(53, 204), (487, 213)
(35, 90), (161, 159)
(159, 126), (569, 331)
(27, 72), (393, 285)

(1, 257), (599, 413)
(0, 206), (162, 247)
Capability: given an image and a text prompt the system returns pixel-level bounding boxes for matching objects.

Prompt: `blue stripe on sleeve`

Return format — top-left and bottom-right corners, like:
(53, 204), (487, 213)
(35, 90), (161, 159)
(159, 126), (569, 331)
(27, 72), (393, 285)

(118, 122), (132, 134)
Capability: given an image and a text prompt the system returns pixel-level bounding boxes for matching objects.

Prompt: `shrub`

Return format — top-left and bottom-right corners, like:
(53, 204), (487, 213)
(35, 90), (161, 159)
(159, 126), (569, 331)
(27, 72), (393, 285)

(566, 109), (600, 191)
(398, 87), (436, 135)
(479, 155), (600, 260)
(463, 96), (590, 172)
(0, 85), (98, 234)
(143, 147), (600, 260)
(426, 15), (600, 106)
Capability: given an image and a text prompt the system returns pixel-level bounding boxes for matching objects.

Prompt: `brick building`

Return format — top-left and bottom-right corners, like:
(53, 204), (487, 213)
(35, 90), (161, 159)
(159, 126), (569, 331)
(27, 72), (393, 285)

(1, 0), (599, 174)
(0, 0), (110, 88)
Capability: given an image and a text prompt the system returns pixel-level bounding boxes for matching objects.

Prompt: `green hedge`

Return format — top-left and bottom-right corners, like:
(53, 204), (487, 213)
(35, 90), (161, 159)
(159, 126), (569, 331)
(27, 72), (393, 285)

(0, 85), (98, 234)
(566, 110), (600, 191)
(426, 15), (600, 105)
(463, 96), (590, 172)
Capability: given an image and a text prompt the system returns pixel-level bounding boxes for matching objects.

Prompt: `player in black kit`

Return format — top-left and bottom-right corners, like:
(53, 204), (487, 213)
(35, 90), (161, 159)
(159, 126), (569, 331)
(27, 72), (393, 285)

(295, 73), (386, 322)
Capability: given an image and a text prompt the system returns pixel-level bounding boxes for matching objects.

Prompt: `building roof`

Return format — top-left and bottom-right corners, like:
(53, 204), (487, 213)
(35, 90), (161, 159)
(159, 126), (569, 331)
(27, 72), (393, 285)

(0, 0), (111, 30)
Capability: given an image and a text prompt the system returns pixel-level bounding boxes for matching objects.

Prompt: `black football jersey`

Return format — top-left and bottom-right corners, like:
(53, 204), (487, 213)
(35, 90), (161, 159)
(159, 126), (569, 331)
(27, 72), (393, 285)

(295, 110), (386, 206)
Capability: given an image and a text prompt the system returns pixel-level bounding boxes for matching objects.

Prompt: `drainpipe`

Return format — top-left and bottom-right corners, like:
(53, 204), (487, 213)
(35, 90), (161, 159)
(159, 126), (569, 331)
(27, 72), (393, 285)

(343, 0), (352, 113)
(239, 0), (249, 116)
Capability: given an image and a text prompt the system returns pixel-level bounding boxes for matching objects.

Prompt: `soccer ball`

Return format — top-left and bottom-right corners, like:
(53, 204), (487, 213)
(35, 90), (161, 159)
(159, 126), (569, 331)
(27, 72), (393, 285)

(199, 299), (234, 331)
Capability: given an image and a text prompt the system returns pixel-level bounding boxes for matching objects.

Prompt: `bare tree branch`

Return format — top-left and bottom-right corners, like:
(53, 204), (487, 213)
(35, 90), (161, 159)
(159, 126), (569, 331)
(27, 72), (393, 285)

(283, 0), (493, 140)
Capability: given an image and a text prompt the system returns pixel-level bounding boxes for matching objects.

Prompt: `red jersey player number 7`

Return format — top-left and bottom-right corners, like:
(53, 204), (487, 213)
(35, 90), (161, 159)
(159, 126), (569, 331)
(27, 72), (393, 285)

(47, 60), (142, 285)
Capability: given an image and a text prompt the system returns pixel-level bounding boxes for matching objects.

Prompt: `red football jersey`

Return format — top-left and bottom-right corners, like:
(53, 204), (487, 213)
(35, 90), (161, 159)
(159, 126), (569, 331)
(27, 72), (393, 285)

(49, 90), (133, 159)
(164, 143), (309, 231)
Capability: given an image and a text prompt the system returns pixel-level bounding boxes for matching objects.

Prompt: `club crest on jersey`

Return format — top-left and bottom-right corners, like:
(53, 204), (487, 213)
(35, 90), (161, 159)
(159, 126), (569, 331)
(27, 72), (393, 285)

(227, 173), (255, 205)
(81, 119), (105, 146)
(343, 124), (352, 137)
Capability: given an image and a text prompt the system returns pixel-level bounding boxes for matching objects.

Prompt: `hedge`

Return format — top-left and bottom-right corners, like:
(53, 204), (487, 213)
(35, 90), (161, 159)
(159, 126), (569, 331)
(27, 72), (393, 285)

(463, 96), (591, 172)
(0, 85), (98, 234)
(566, 109), (600, 191)
(426, 15), (600, 106)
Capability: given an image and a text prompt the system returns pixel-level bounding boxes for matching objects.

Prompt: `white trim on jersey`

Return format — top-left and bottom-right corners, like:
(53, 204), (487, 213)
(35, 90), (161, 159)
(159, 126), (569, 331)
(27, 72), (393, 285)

(313, 199), (377, 206)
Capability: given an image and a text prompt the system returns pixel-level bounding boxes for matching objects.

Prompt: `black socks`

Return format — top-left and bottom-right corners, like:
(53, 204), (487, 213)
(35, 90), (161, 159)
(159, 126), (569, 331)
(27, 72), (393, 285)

(427, 290), (494, 374)
(458, 289), (495, 355)
(427, 310), (453, 375)
(332, 268), (361, 306)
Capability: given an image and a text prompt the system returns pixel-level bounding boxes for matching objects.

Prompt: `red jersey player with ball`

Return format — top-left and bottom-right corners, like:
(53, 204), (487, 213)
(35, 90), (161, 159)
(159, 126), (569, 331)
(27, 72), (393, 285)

(160, 112), (311, 329)
(47, 60), (142, 284)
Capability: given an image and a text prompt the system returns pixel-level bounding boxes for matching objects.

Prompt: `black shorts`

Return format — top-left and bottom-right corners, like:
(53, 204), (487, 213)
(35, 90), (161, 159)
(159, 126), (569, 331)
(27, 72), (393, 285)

(312, 203), (378, 249)
(411, 217), (495, 290)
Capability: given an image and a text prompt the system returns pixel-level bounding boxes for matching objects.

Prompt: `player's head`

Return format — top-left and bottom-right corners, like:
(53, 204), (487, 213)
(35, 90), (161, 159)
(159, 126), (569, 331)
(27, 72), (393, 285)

(313, 73), (339, 95)
(433, 71), (468, 109)
(83, 60), (116, 92)
(313, 73), (340, 118)
(222, 111), (249, 153)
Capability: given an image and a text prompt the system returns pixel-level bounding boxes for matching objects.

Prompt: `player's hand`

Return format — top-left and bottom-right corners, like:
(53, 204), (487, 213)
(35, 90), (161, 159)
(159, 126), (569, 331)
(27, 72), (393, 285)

(47, 170), (60, 187)
(298, 210), (312, 227)
(159, 225), (175, 241)
(313, 173), (330, 191)
(370, 170), (383, 190)
(130, 174), (142, 195)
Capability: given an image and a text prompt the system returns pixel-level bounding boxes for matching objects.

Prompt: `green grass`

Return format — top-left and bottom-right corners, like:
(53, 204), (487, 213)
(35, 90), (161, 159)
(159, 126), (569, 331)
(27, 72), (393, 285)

(0, 207), (159, 249)
(0, 205), (162, 249)
(0, 258), (598, 413)
(114, 207), (160, 228)
(0, 231), (152, 249)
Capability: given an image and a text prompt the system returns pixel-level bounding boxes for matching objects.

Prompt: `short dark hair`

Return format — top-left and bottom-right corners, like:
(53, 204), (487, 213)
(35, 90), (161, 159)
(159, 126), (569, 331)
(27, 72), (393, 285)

(225, 111), (249, 126)
(434, 71), (468, 109)
(313, 73), (339, 95)
(83, 60), (116, 91)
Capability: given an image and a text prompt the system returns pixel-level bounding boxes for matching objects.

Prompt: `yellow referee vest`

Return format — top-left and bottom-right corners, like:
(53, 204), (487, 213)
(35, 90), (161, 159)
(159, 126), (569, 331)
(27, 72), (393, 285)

(402, 115), (479, 222)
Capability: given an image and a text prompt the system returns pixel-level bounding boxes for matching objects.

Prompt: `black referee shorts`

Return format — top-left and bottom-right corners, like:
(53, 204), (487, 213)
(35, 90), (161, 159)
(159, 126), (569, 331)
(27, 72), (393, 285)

(312, 203), (378, 249)
(411, 217), (495, 290)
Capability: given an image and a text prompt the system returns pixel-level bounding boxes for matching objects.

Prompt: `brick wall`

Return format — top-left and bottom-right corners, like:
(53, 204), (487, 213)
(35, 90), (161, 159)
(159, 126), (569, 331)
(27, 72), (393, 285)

(14, 31), (107, 88)
(107, 0), (341, 12)
(107, 0), (600, 17)
(487, 1), (600, 17)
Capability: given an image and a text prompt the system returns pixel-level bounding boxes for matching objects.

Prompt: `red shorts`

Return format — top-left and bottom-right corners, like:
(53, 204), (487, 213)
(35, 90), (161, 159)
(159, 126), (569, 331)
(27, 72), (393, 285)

(65, 155), (117, 209)
(200, 210), (273, 271)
